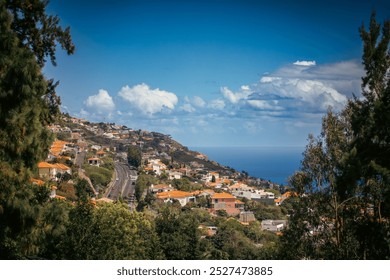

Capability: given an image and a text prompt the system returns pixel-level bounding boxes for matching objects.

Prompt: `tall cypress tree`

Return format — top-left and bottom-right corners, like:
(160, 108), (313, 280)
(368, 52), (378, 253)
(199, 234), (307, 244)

(349, 13), (390, 259)
(0, 1), (74, 259)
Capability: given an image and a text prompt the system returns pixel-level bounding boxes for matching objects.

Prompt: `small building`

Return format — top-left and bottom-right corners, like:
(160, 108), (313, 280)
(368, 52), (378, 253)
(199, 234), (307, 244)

(168, 170), (183, 180)
(88, 157), (101, 167)
(150, 184), (174, 194)
(37, 162), (71, 180)
(38, 162), (57, 179)
(261, 220), (288, 232)
(96, 150), (106, 158)
(156, 190), (196, 207)
(210, 192), (240, 216)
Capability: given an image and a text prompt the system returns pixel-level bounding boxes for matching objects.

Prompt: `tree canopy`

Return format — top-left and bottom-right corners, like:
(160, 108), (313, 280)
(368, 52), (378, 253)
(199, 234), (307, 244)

(0, 0), (74, 259)
(280, 13), (390, 260)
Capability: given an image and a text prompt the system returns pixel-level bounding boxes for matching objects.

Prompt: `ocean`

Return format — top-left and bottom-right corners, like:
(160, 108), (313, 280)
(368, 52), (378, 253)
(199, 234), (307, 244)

(191, 146), (305, 185)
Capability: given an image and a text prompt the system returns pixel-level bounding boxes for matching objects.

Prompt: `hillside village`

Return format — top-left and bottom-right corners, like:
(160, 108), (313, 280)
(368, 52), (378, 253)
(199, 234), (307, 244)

(32, 114), (292, 236)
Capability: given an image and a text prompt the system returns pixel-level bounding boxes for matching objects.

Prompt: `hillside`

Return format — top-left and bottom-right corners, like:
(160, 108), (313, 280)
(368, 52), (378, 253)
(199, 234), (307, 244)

(56, 113), (280, 189)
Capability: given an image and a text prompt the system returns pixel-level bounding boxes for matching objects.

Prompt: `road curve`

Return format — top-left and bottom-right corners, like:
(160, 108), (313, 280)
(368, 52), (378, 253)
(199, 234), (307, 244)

(107, 162), (137, 201)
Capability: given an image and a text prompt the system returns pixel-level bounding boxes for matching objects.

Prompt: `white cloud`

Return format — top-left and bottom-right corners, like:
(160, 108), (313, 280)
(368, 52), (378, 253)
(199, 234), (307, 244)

(247, 100), (283, 110)
(260, 76), (281, 83)
(84, 89), (115, 113)
(221, 86), (252, 104)
(221, 60), (362, 116)
(192, 96), (206, 108)
(118, 83), (178, 115)
(262, 78), (348, 111)
(293, 60), (316, 66)
(79, 108), (90, 116)
(180, 103), (196, 113)
(208, 99), (225, 110)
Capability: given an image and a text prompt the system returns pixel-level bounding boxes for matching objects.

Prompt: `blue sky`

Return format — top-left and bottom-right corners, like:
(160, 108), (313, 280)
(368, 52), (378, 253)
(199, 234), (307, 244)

(45, 0), (389, 147)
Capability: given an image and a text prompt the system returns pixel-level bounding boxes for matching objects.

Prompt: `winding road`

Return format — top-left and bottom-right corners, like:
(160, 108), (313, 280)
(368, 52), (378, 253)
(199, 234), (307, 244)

(106, 162), (137, 201)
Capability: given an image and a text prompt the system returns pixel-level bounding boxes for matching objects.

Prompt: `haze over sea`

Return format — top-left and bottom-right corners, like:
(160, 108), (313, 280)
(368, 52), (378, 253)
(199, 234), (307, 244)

(192, 146), (305, 185)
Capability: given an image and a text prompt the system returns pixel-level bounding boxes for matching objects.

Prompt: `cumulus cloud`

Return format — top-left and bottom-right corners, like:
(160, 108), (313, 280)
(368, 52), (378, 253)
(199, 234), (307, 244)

(293, 60), (316, 66)
(208, 99), (225, 110)
(220, 60), (363, 117)
(221, 85), (252, 104)
(84, 89), (115, 113)
(118, 83), (178, 115)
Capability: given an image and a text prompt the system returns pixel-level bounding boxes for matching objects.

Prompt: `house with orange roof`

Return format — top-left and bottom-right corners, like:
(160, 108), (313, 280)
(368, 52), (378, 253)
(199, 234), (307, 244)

(228, 182), (253, 192)
(88, 157), (101, 167)
(38, 162), (57, 179)
(210, 192), (241, 216)
(273, 191), (298, 206)
(156, 190), (196, 206)
(38, 162), (71, 180)
(96, 150), (106, 158)
(196, 189), (215, 198)
(49, 140), (70, 156)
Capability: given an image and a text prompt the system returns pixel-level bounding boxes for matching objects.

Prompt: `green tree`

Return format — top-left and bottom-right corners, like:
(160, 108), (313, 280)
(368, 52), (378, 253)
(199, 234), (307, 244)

(211, 219), (264, 259)
(5, 0), (75, 67)
(92, 202), (163, 259)
(127, 145), (142, 168)
(37, 199), (70, 259)
(155, 206), (201, 259)
(280, 13), (390, 260)
(0, 1), (73, 259)
(348, 13), (390, 258)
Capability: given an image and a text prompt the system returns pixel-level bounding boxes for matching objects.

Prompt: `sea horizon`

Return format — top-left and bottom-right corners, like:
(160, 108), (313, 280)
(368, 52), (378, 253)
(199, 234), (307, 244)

(191, 146), (305, 185)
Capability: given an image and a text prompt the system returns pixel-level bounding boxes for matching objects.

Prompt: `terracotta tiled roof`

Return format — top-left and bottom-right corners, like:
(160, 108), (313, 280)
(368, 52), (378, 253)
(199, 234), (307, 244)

(157, 190), (193, 199)
(38, 162), (54, 168)
(212, 192), (235, 199)
(54, 163), (70, 170)
(38, 162), (70, 170)
(49, 140), (70, 156)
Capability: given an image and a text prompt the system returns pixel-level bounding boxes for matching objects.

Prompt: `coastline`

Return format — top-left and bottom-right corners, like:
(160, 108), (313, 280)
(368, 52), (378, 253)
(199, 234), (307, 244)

(191, 146), (304, 185)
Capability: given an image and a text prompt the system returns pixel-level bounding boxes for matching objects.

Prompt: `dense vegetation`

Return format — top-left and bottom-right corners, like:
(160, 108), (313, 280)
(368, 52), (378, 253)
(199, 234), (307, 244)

(279, 13), (390, 259)
(0, 1), (389, 260)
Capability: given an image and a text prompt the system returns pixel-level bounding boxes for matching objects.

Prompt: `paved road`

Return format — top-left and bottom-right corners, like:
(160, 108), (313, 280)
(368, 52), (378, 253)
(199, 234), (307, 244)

(107, 162), (137, 201)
